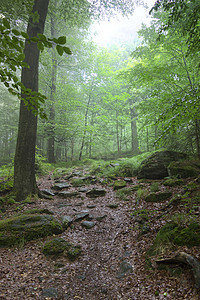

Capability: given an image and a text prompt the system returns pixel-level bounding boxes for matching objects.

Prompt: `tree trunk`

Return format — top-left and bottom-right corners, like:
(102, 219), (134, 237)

(47, 14), (57, 163)
(156, 252), (200, 289)
(129, 101), (139, 155)
(14, 0), (49, 200)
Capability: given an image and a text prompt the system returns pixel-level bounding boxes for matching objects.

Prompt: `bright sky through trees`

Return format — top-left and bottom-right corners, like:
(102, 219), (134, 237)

(91, 0), (156, 46)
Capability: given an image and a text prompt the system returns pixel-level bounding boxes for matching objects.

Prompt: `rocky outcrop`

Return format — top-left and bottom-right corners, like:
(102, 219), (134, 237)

(0, 214), (63, 247)
(137, 151), (187, 179)
(168, 160), (200, 178)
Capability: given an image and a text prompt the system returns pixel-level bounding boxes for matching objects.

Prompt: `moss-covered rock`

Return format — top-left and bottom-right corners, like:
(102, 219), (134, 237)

(43, 237), (81, 260)
(168, 160), (200, 178)
(148, 222), (200, 256)
(144, 192), (172, 203)
(113, 180), (127, 190)
(0, 214), (63, 247)
(70, 178), (85, 187)
(43, 238), (71, 255)
(21, 208), (54, 215)
(137, 151), (187, 179)
(163, 178), (184, 187)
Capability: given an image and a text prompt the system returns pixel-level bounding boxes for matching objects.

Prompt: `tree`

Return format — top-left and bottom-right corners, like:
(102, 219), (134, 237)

(14, 0), (50, 199)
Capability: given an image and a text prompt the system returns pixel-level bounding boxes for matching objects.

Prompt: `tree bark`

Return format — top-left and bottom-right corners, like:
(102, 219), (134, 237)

(14, 0), (50, 200)
(47, 14), (57, 163)
(156, 252), (200, 289)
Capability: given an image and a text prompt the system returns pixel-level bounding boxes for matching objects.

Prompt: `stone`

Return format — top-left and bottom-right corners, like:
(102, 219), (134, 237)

(41, 189), (55, 196)
(96, 215), (107, 221)
(58, 191), (79, 198)
(117, 260), (133, 278)
(148, 222), (200, 256)
(53, 183), (70, 190)
(74, 211), (89, 221)
(87, 204), (96, 209)
(43, 237), (81, 261)
(137, 150), (187, 179)
(107, 203), (119, 208)
(168, 160), (200, 178)
(81, 221), (95, 229)
(0, 214), (63, 247)
(124, 178), (133, 183)
(42, 287), (58, 298)
(78, 187), (89, 193)
(86, 189), (106, 197)
(113, 180), (127, 190)
(43, 238), (71, 255)
(163, 178), (184, 186)
(144, 192), (172, 203)
(61, 216), (73, 229)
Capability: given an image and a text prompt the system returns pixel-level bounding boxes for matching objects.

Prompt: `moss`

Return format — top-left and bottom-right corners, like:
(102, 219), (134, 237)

(144, 192), (172, 203)
(148, 221), (200, 257)
(150, 182), (160, 192)
(43, 238), (71, 255)
(71, 178), (85, 187)
(66, 245), (81, 260)
(21, 208), (54, 215)
(115, 187), (136, 201)
(163, 178), (184, 187)
(113, 180), (126, 190)
(168, 160), (200, 178)
(0, 214), (63, 247)
(43, 238), (81, 261)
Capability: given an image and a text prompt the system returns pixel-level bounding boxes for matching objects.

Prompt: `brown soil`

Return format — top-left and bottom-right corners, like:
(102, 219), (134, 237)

(0, 171), (200, 300)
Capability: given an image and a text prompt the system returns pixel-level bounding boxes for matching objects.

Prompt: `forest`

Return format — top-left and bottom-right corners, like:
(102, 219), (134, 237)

(0, 0), (200, 299)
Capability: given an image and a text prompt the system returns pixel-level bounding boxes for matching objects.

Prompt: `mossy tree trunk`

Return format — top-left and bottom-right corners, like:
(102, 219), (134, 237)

(14, 0), (50, 200)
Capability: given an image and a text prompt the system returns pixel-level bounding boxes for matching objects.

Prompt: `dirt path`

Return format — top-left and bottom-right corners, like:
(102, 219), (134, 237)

(0, 171), (199, 299)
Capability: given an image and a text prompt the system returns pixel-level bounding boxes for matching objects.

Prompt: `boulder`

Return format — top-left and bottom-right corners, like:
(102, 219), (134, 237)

(113, 180), (127, 190)
(137, 151), (187, 179)
(0, 214), (63, 247)
(168, 160), (200, 178)
(148, 222), (200, 256)
(144, 191), (172, 203)
(86, 188), (106, 197)
(42, 237), (81, 260)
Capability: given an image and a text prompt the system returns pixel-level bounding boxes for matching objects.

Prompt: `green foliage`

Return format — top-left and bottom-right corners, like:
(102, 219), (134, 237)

(35, 152), (52, 176)
(150, 182), (160, 192)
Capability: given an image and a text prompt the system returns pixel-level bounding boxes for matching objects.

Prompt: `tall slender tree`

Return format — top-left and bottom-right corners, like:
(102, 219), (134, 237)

(14, 0), (50, 199)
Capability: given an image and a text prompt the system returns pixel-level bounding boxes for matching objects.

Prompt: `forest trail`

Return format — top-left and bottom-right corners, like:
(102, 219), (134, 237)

(0, 168), (199, 299)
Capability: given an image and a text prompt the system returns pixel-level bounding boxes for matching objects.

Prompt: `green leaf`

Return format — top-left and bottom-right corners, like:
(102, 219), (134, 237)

(56, 45), (64, 56)
(58, 36), (66, 45)
(37, 33), (47, 42)
(12, 29), (20, 36)
(3, 18), (10, 29)
(21, 32), (29, 39)
(63, 47), (72, 55)
(37, 41), (44, 51)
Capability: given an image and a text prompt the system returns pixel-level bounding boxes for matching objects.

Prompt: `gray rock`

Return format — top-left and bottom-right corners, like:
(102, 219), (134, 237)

(74, 211), (89, 221)
(137, 151), (187, 179)
(41, 189), (55, 196)
(87, 204), (96, 209)
(107, 203), (119, 208)
(86, 188), (106, 197)
(42, 287), (58, 298)
(58, 191), (79, 198)
(96, 215), (107, 221)
(0, 214), (63, 247)
(53, 183), (70, 190)
(81, 221), (96, 229)
(117, 260), (133, 278)
(78, 187), (89, 192)
(61, 216), (73, 228)
(144, 191), (172, 202)
(124, 178), (133, 183)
